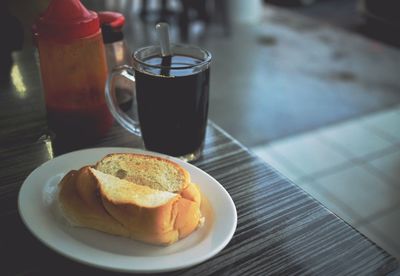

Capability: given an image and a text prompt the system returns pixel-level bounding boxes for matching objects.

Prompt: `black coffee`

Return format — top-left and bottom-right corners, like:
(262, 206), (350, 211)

(135, 55), (210, 157)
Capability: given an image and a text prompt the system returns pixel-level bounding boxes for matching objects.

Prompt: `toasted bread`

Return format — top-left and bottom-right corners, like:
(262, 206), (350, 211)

(95, 153), (201, 204)
(95, 153), (190, 192)
(58, 165), (202, 245)
(91, 168), (201, 245)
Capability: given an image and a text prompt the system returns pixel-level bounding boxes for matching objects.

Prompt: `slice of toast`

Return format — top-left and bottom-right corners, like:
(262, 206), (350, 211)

(90, 168), (201, 245)
(95, 153), (191, 193)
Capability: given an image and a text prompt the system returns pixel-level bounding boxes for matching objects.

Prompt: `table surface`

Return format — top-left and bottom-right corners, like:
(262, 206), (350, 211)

(0, 50), (398, 275)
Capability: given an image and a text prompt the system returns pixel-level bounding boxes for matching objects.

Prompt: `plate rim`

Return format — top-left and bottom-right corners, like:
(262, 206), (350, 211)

(18, 147), (237, 273)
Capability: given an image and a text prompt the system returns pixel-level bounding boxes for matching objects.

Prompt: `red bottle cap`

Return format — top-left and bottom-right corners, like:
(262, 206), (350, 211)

(98, 11), (125, 30)
(35, 0), (100, 41)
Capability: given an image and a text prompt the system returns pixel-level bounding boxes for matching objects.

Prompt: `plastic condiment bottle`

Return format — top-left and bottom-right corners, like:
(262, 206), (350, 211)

(99, 11), (133, 111)
(34, 0), (113, 153)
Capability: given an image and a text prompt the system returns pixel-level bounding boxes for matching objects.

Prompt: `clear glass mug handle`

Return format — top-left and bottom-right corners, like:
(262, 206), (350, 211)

(105, 65), (141, 136)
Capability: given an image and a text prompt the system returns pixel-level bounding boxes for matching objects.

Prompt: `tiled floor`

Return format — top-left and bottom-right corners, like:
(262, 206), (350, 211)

(252, 104), (400, 260)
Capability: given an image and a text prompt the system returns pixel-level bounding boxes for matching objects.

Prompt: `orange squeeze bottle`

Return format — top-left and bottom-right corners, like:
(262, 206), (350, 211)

(34, 0), (113, 151)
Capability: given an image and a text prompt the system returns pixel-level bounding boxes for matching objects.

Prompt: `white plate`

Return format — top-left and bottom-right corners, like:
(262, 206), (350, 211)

(18, 147), (237, 273)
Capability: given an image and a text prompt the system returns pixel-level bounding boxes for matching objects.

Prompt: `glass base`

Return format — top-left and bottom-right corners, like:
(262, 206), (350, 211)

(177, 145), (203, 162)
(145, 143), (204, 162)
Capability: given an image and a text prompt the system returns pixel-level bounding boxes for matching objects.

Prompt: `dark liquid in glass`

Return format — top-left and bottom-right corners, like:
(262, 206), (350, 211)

(135, 55), (210, 157)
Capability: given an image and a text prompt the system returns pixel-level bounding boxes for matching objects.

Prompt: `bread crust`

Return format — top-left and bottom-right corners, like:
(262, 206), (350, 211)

(180, 183), (201, 206)
(98, 189), (181, 245)
(174, 198), (201, 239)
(58, 168), (130, 237)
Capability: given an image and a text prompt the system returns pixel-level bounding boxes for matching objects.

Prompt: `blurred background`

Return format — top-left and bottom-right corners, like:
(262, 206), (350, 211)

(4, 0), (400, 260)
(5, 0), (400, 146)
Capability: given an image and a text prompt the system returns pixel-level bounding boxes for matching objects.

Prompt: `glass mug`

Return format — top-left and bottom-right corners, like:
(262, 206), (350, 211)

(105, 44), (212, 162)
